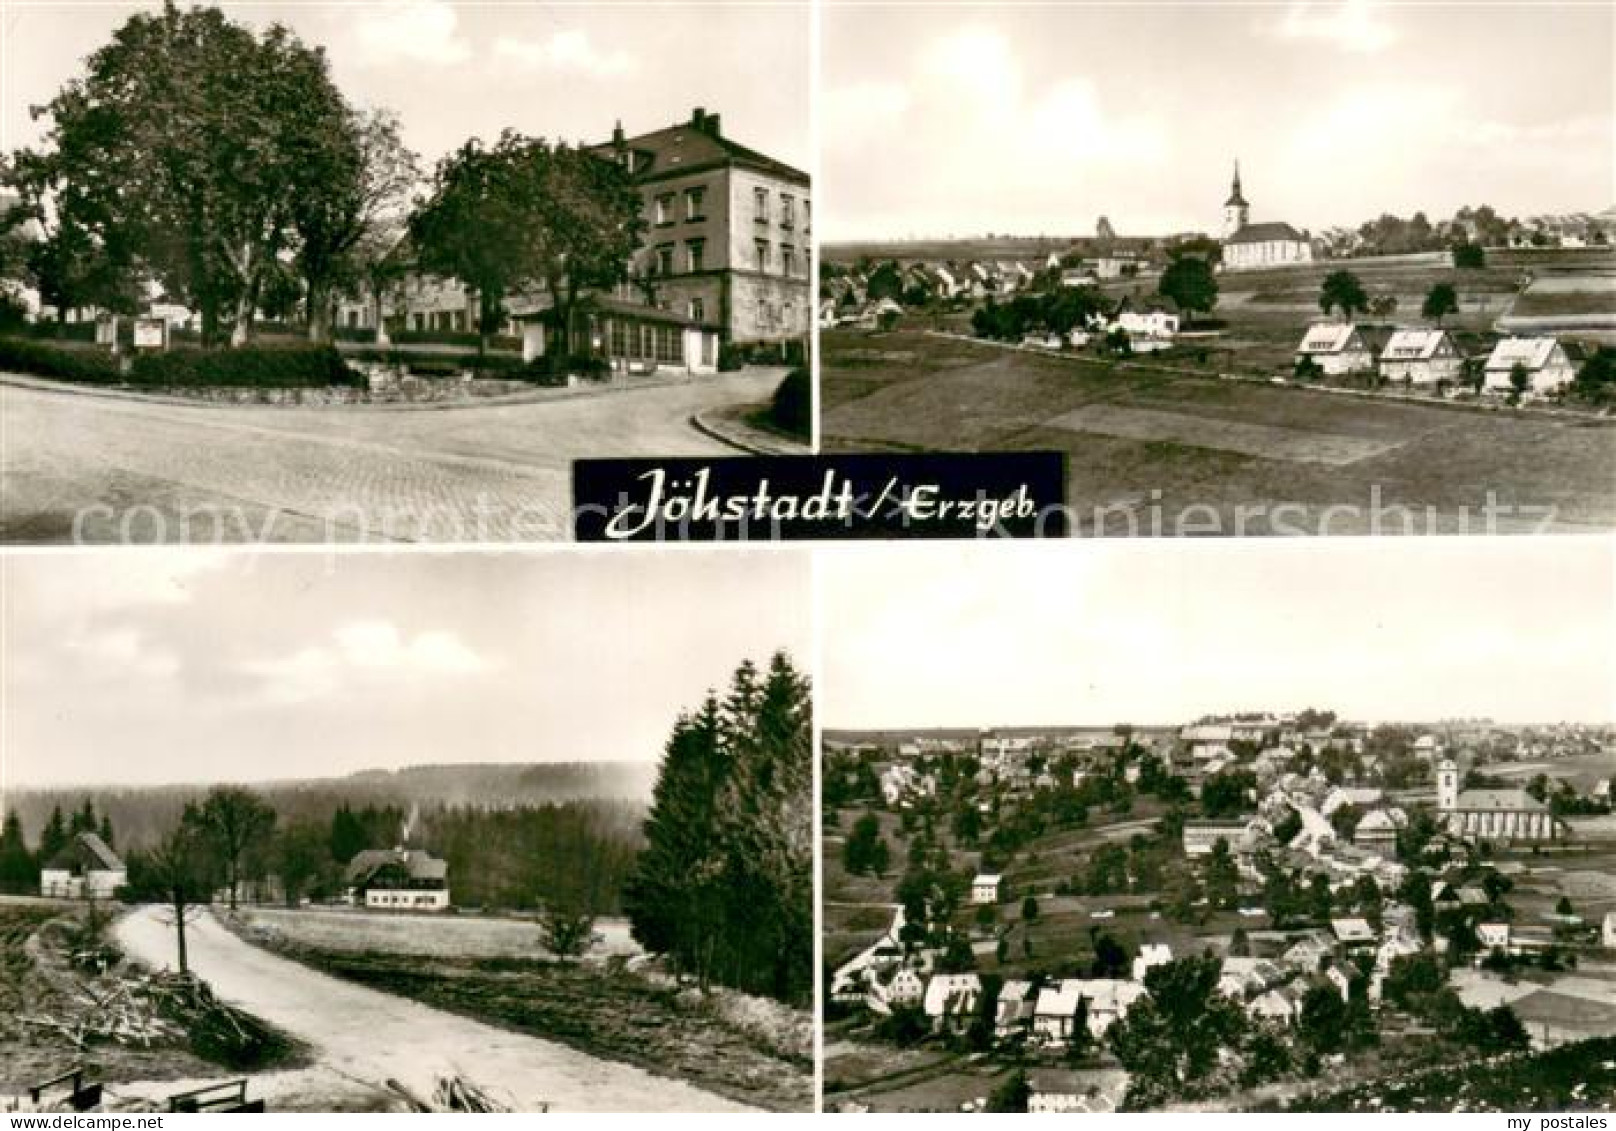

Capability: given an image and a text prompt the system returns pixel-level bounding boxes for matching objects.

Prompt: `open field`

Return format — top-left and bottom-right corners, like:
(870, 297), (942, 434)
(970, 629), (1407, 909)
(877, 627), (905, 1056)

(821, 327), (1616, 535)
(236, 907), (639, 960)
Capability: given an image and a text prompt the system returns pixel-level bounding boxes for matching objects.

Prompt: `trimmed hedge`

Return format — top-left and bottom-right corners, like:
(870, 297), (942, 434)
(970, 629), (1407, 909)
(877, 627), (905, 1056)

(769, 366), (811, 439)
(0, 337), (122, 383)
(128, 344), (360, 387)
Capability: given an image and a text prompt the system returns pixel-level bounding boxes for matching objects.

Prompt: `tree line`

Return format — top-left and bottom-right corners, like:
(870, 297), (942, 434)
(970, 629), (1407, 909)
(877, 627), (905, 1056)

(624, 652), (813, 1006)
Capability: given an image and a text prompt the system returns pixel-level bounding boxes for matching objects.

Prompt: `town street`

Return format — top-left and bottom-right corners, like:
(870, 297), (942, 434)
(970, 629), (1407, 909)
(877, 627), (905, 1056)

(0, 370), (780, 543)
(113, 906), (755, 1113)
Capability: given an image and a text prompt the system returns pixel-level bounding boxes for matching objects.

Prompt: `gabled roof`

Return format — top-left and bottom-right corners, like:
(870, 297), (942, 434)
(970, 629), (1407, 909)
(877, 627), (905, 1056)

(1485, 336), (1567, 371)
(1452, 788), (1547, 813)
(345, 847), (448, 884)
(593, 109), (808, 187)
(1226, 221), (1306, 245)
(46, 831), (125, 874)
(1382, 328), (1456, 360)
(1298, 322), (1366, 355)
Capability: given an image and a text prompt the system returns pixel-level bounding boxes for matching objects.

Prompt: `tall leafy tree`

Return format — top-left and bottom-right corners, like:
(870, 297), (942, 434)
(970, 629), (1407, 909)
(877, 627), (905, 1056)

(1422, 281), (1459, 327)
(409, 132), (642, 362)
(1157, 255), (1218, 327)
(1319, 269), (1370, 320)
(193, 786), (276, 911)
(12, 3), (363, 345)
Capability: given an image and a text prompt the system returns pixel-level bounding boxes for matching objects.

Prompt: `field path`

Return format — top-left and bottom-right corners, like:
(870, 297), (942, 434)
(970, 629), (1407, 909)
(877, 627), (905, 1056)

(114, 906), (754, 1112)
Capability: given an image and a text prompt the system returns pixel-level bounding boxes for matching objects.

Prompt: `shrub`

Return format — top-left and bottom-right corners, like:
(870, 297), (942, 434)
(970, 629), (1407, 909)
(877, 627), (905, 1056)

(128, 344), (359, 387)
(384, 328), (522, 352)
(570, 355), (610, 381)
(403, 358), (463, 379)
(718, 342), (746, 372)
(768, 367), (811, 439)
(0, 336), (122, 383)
(520, 358), (570, 387)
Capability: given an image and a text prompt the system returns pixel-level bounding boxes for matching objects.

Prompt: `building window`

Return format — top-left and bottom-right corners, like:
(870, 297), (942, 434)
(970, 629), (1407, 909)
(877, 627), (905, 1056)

(686, 239), (705, 273)
(804, 199), (811, 234)
(655, 244), (675, 277)
(782, 247), (796, 277)
(755, 239), (770, 272)
(684, 187), (706, 221)
(654, 193), (675, 225)
(689, 297), (705, 323)
(610, 318), (627, 358)
(754, 187), (768, 224)
(781, 195), (794, 230)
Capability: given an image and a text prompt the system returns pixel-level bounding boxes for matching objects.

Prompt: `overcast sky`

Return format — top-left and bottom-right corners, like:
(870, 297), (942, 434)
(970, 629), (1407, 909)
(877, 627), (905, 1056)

(2, 549), (810, 788)
(822, 1), (1614, 241)
(1, 2), (809, 172)
(821, 538), (1615, 729)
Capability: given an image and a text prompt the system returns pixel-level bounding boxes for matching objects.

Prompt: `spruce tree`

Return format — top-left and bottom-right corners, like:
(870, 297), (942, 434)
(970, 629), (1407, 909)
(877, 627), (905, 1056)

(0, 811), (36, 893)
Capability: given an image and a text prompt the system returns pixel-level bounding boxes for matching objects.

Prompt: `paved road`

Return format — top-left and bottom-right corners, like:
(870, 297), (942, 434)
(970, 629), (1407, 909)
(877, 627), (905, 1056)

(114, 906), (753, 1113)
(1, 370), (778, 543)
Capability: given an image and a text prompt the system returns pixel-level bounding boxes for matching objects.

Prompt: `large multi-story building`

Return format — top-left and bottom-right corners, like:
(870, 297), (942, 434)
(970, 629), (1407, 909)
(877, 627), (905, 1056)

(337, 107), (810, 352)
(595, 107), (811, 345)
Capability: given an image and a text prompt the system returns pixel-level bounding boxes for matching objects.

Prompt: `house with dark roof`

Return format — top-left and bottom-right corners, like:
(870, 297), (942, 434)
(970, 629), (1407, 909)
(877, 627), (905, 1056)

(40, 832), (126, 900)
(344, 846), (450, 911)
(592, 108), (810, 346)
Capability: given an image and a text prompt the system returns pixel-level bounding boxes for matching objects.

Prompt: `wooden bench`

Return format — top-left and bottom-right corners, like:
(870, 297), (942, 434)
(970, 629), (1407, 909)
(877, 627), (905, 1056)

(30, 1067), (102, 1112)
(167, 1079), (264, 1113)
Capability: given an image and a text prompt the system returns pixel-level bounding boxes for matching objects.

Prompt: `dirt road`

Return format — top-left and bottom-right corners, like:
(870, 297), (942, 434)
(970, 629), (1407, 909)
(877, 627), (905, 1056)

(114, 906), (754, 1112)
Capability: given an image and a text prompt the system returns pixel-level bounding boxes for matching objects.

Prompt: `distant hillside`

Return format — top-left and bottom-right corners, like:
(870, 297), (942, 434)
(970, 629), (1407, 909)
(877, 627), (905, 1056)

(822, 235), (1162, 266)
(4, 761), (659, 851)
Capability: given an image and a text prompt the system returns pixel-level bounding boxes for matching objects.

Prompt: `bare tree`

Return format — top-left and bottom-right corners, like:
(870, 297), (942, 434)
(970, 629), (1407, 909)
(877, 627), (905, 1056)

(147, 819), (212, 975)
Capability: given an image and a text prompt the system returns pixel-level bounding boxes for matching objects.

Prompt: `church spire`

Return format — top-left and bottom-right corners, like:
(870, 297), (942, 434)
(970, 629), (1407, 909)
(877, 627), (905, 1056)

(1225, 160), (1248, 208)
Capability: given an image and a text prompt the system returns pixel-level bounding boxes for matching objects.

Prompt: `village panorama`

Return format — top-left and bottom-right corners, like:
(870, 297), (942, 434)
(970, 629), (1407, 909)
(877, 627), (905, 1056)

(824, 715), (1616, 1112)
(818, 4), (1615, 535)
(0, 550), (814, 1113)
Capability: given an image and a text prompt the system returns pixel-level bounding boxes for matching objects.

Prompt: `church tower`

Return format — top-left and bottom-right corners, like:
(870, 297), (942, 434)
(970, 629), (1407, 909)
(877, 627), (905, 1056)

(1436, 756), (1459, 813)
(1222, 160), (1250, 239)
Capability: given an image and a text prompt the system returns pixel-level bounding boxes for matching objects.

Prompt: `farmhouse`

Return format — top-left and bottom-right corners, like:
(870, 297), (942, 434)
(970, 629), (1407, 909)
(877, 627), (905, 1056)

(1220, 163), (1313, 270)
(1295, 323), (1374, 375)
(995, 979), (1038, 1037)
(1483, 336), (1577, 397)
(1378, 328), (1462, 386)
(345, 846), (450, 911)
(1114, 296), (1180, 342)
(1436, 757), (1559, 842)
(40, 832), (126, 900)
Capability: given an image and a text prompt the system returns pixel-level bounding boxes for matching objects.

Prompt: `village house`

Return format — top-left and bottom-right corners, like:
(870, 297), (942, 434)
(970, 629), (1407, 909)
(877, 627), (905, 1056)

(1603, 911), (1616, 949)
(1483, 336), (1577, 397)
(1247, 985), (1304, 1024)
(1330, 917), (1378, 952)
(344, 846), (450, 911)
(1295, 322), (1375, 375)
(1132, 942), (1173, 982)
(994, 979), (1039, 1038)
(1114, 296), (1180, 345)
(971, 873), (1005, 905)
(1218, 957), (1288, 1001)
(886, 967), (926, 1008)
(1352, 807), (1407, 855)
(40, 832), (126, 900)
(1477, 921), (1511, 953)
(923, 973), (982, 1032)
(1377, 328), (1463, 386)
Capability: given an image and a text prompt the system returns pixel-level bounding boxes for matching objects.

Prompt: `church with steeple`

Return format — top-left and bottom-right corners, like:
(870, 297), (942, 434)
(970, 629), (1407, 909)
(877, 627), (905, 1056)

(1219, 161), (1314, 271)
